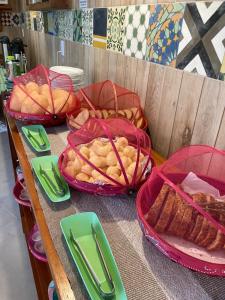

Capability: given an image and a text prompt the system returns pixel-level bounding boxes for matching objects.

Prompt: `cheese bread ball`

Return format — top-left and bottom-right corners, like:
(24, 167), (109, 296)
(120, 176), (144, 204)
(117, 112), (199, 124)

(117, 156), (132, 169)
(116, 137), (129, 148)
(106, 166), (121, 177)
(106, 151), (117, 166)
(64, 165), (75, 178)
(54, 97), (68, 113)
(79, 146), (90, 159)
(134, 152), (145, 162)
(127, 162), (142, 178)
(90, 156), (107, 168)
(25, 81), (39, 94)
(52, 88), (69, 100)
(73, 157), (83, 172)
(10, 84), (27, 111)
(118, 174), (132, 185)
(123, 146), (136, 159)
(67, 149), (76, 161)
(92, 143), (111, 157)
(81, 164), (93, 176)
(76, 172), (89, 182)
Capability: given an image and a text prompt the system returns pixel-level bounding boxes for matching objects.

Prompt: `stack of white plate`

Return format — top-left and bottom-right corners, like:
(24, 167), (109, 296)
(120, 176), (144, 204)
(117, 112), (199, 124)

(50, 66), (84, 90)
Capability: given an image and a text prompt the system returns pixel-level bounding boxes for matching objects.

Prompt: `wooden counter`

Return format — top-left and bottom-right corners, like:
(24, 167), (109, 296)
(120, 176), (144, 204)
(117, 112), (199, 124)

(5, 112), (165, 300)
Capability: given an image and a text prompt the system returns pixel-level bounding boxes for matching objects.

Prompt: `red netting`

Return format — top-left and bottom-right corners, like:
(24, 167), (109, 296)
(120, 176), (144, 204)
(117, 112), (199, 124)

(67, 80), (147, 130)
(58, 118), (152, 196)
(137, 145), (225, 253)
(6, 64), (80, 126)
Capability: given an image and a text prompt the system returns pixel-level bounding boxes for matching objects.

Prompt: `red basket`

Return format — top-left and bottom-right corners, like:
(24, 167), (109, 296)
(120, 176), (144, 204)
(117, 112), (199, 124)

(137, 145), (225, 276)
(67, 80), (147, 130)
(59, 118), (152, 196)
(13, 179), (31, 207)
(6, 64), (80, 126)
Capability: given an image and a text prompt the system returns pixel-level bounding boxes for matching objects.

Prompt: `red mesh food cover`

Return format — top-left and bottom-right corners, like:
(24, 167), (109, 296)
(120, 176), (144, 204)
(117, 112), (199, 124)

(67, 80), (147, 130)
(6, 64), (80, 126)
(59, 118), (152, 196)
(137, 145), (225, 276)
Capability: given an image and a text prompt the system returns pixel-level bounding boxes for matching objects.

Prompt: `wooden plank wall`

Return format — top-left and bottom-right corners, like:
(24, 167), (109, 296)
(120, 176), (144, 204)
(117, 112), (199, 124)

(2, 20), (225, 158)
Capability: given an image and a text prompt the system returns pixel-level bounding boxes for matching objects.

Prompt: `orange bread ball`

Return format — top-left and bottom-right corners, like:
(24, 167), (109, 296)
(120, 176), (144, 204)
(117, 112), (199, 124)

(10, 84), (27, 111)
(76, 172), (89, 182)
(25, 81), (39, 94)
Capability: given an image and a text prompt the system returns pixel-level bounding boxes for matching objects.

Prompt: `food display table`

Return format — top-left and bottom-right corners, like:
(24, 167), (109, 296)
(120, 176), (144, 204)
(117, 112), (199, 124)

(5, 113), (225, 300)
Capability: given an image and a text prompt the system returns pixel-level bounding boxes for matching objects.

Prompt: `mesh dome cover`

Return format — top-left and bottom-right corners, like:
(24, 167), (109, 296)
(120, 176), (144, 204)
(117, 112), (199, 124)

(6, 64), (80, 126)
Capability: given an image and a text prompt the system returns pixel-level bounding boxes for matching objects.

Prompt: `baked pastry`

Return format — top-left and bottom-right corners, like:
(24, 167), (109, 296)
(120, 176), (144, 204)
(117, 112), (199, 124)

(68, 107), (145, 130)
(145, 183), (225, 251)
(63, 136), (150, 186)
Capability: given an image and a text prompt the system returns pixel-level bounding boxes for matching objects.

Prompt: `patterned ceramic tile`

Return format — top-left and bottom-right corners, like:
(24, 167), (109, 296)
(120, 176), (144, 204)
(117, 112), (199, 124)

(145, 4), (185, 67)
(73, 10), (82, 43)
(123, 5), (150, 60)
(36, 11), (44, 33)
(42, 11), (48, 33)
(93, 8), (107, 49)
(1, 12), (12, 26)
(107, 6), (126, 53)
(11, 13), (20, 27)
(25, 11), (31, 30)
(30, 11), (38, 31)
(82, 8), (93, 46)
(57, 10), (73, 41)
(176, 2), (225, 79)
(20, 12), (26, 27)
(47, 11), (58, 36)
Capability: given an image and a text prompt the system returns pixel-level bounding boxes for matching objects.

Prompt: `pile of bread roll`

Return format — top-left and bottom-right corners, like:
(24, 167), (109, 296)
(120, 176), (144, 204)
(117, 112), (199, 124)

(10, 81), (76, 115)
(68, 107), (145, 130)
(63, 137), (150, 185)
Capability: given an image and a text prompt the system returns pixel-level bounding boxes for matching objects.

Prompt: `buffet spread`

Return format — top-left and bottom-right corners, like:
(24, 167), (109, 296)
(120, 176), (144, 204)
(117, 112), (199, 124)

(6, 64), (225, 300)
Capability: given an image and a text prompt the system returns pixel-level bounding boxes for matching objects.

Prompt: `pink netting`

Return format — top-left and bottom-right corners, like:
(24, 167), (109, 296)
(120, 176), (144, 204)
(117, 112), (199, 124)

(67, 80), (147, 130)
(59, 118), (152, 196)
(137, 145), (225, 276)
(6, 64), (80, 126)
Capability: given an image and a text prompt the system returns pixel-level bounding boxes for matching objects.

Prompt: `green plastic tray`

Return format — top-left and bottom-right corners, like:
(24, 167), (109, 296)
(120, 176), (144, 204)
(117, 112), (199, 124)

(60, 212), (127, 300)
(31, 155), (70, 202)
(22, 125), (50, 153)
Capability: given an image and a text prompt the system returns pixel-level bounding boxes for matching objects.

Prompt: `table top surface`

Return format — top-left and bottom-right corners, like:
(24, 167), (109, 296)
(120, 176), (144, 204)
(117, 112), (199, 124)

(6, 114), (225, 300)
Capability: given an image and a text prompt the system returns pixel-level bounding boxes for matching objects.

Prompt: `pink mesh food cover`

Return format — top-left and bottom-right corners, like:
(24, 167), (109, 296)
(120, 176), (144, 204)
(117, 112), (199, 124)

(59, 118), (152, 196)
(6, 64), (80, 126)
(67, 80), (147, 130)
(137, 145), (225, 276)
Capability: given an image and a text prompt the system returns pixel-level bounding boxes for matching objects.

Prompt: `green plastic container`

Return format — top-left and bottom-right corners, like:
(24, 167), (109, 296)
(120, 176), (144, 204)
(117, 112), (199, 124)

(22, 125), (50, 153)
(31, 155), (70, 202)
(60, 212), (127, 300)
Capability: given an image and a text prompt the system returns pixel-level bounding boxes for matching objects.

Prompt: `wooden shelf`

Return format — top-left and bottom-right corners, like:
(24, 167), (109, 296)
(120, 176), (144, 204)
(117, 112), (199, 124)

(27, 0), (72, 10)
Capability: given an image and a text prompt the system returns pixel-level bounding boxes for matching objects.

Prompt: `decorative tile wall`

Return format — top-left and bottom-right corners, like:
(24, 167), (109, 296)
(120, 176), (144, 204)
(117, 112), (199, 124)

(1, 2), (225, 81)
(93, 8), (107, 49)
(176, 2), (225, 78)
(1, 12), (11, 26)
(57, 11), (73, 41)
(107, 6), (126, 53)
(123, 5), (150, 59)
(82, 8), (93, 46)
(73, 10), (82, 43)
(145, 3), (185, 67)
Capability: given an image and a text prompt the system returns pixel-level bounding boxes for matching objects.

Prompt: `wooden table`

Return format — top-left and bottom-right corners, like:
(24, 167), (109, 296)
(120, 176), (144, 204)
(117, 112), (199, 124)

(5, 113), (165, 300)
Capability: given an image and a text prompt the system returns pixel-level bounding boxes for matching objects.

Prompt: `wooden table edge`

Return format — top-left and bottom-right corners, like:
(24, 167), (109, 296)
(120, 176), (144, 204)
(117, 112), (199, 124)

(5, 113), (75, 300)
